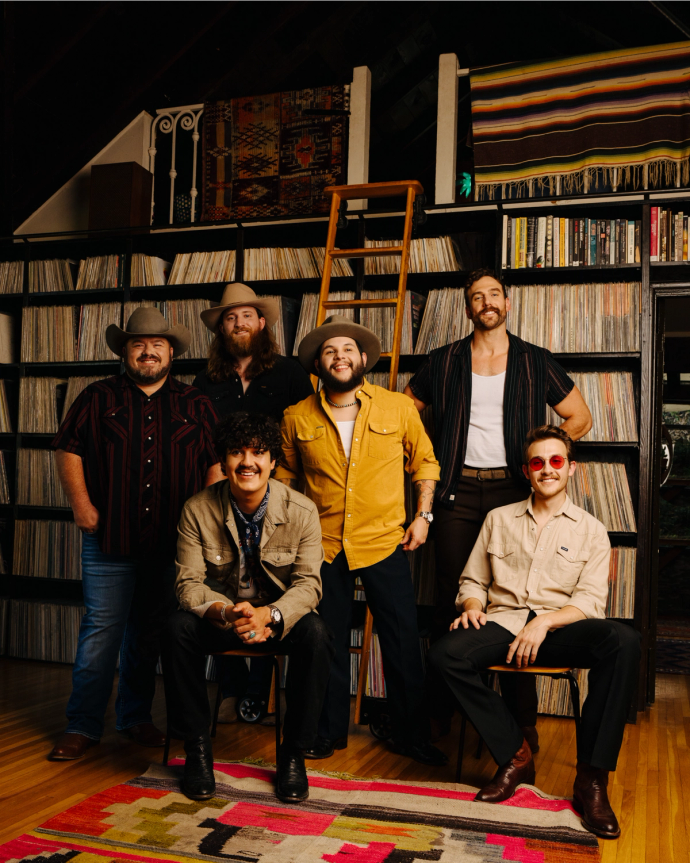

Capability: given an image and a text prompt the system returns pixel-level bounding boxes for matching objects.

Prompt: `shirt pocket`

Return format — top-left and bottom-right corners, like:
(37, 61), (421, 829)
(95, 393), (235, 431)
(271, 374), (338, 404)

(554, 544), (589, 587)
(202, 544), (236, 586)
(368, 421), (400, 460)
(261, 545), (297, 586)
(295, 424), (327, 466)
(487, 542), (518, 582)
(100, 406), (129, 444)
(171, 409), (201, 446)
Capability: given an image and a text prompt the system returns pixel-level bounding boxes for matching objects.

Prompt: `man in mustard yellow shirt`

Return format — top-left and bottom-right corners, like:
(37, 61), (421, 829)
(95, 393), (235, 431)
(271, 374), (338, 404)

(275, 316), (446, 766)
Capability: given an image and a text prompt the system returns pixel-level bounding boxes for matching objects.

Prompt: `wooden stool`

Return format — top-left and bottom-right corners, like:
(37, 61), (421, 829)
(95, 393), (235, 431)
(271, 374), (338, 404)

(455, 665), (581, 782)
(163, 648), (283, 765)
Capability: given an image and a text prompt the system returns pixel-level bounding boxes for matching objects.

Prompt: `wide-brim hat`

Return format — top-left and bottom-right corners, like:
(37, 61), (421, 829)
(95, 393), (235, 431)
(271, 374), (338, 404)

(200, 283), (280, 332)
(106, 307), (191, 358)
(297, 315), (381, 374)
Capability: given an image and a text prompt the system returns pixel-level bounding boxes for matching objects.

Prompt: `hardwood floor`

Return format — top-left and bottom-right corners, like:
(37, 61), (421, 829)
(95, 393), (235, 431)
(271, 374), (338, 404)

(1, 658), (689, 862)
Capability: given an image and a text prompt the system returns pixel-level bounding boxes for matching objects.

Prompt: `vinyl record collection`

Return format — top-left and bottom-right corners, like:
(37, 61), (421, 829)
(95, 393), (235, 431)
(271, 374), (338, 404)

(13, 520), (81, 579)
(168, 250), (237, 284)
(568, 462), (637, 532)
(349, 628), (387, 698)
(608, 547), (636, 618)
(360, 290), (426, 354)
(414, 289), (473, 354)
(16, 449), (69, 507)
(0, 260), (23, 294)
(292, 293), (356, 356)
(506, 283), (640, 353)
(534, 669), (589, 717)
(130, 254), (171, 287)
(18, 377), (64, 434)
(0, 452), (10, 504)
(0, 381), (11, 432)
(28, 259), (75, 292)
(20, 304), (121, 362)
(6, 599), (84, 663)
(75, 256), (119, 290)
(363, 236), (460, 275)
(78, 303), (122, 360)
(62, 376), (109, 419)
(244, 247), (353, 280)
(124, 300), (213, 358)
(547, 372), (638, 441)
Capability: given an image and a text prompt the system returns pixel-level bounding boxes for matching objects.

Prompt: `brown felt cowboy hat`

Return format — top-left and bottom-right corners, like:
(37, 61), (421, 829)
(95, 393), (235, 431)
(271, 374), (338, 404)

(105, 307), (191, 358)
(200, 283), (279, 332)
(297, 315), (381, 374)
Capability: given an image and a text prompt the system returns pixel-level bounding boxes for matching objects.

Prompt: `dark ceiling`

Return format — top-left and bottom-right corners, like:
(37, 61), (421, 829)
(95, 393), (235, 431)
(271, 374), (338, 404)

(2, 0), (690, 234)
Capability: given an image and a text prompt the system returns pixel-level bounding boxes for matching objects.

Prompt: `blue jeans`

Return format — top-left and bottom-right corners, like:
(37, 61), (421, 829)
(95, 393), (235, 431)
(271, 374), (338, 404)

(65, 534), (176, 739)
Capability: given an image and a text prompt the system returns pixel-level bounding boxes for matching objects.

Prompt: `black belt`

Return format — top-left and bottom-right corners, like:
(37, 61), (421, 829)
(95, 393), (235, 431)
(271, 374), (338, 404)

(461, 466), (511, 481)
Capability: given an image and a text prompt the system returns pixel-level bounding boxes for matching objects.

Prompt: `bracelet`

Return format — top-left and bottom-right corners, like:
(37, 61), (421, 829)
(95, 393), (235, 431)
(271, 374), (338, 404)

(220, 604), (231, 624)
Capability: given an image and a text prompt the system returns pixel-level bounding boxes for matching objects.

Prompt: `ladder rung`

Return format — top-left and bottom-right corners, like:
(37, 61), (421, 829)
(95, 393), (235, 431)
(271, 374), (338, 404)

(329, 247), (403, 259)
(323, 299), (398, 309)
(349, 647), (363, 655)
(379, 352), (394, 358)
(325, 180), (424, 200)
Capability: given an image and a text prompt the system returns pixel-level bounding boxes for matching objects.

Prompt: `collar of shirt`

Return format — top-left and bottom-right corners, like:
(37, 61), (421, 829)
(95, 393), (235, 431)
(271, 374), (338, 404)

(317, 376), (374, 419)
(120, 372), (172, 400)
(517, 493), (581, 524)
(229, 485), (271, 541)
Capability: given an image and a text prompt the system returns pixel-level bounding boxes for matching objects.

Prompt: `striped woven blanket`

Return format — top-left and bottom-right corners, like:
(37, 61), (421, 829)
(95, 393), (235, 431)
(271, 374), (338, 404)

(470, 40), (690, 200)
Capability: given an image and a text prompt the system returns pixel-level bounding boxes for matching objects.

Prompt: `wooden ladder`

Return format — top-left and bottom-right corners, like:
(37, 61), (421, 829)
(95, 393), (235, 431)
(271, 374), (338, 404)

(316, 180), (424, 724)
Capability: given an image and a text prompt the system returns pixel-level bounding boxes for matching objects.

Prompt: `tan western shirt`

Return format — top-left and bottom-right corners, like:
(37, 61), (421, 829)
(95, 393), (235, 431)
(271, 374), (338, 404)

(275, 378), (440, 569)
(457, 494), (611, 635)
(175, 478), (324, 639)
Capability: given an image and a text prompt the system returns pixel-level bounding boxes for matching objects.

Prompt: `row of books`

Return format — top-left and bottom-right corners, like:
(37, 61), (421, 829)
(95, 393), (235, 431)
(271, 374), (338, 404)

(0, 381), (11, 432)
(414, 288), (473, 354)
(534, 669), (589, 718)
(168, 251), (237, 284)
(28, 259), (75, 293)
(607, 547), (636, 619)
(13, 520), (81, 579)
(568, 461), (636, 532)
(244, 247), (353, 280)
(363, 236), (460, 275)
(19, 304), (121, 362)
(75, 256), (119, 291)
(16, 449), (69, 507)
(130, 254), (170, 287)
(349, 628), (387, 698)
(5, 599), (84, 663)
(0, 261), (23, 294)
(650, 208), (689, 262)
(502, 216), (641, 269)
(0, 452), (9, 504)
(547, 372), (638, 442)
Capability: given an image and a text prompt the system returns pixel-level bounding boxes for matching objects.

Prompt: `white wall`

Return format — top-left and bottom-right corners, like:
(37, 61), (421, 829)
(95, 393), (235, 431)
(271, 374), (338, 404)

(15, 111), (153, 237)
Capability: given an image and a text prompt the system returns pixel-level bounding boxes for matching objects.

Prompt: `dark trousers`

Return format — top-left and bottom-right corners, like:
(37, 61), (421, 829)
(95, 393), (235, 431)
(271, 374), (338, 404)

(317, 546), (429, 745)
(161, 610), (334, 749)
(427, 618), (641, 771)
(433, 473), (538, 727)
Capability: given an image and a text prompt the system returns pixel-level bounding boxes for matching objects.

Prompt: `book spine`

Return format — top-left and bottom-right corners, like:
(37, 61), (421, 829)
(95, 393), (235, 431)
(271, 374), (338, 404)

(502, 215), (508, 269)
(559, 218), (565, 267)
(573, 218), (580, 266)
(605, 220), (611, 264)
(566, 218), (572, 266)
(677, 212), (684, 262)
(526, 217), (535, 268)
(536, 216), (546, 267)
(511, 218), (518, 269)
(609, 219), (615, 264)
(627, 220), (635, 264)
(553, 217), (560, 267)
(650, 206), (658, 261)
(545, 215), (553, 267)
(635, 220), (641, 264)
(671, 213), (676, 261)
(684, 215), (688, 261)
(590, 219), (597, 265)
(599, 219), (606, 265)
(518, 218), (527, 268)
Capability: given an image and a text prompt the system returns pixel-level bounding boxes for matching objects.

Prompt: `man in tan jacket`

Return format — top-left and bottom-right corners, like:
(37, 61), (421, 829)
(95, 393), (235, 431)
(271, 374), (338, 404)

(162, 412), (333, 805)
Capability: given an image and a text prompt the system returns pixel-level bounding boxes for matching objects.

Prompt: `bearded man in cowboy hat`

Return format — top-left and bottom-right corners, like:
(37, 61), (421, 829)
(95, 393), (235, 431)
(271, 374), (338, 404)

(274, 316), (447, 766)
(194, 283), (314, 725)
(48, 307), (222, 761)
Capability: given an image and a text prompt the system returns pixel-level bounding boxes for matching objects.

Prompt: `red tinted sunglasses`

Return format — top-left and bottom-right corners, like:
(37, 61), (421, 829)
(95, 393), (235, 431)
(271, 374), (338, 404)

(528, 455), (567, 471)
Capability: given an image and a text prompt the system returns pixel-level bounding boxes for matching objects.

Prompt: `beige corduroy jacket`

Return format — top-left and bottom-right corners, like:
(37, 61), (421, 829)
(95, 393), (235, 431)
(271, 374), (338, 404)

(175, 478), (324, 638)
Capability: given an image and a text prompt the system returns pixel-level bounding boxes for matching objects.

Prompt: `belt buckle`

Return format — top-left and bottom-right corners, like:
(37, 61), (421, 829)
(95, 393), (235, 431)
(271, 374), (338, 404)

(476, 469), (486, 482)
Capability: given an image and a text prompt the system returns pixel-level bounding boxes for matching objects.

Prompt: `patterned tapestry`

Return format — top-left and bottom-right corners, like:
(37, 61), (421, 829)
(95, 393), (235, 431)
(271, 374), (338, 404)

(202, 85), (349, 220)
(470, 40), (690, 200)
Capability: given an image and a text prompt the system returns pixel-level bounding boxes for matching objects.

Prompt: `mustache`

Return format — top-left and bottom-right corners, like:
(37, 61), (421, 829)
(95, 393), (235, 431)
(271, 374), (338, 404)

(236, 465), (260, 473)
(136, 353), (162, 361)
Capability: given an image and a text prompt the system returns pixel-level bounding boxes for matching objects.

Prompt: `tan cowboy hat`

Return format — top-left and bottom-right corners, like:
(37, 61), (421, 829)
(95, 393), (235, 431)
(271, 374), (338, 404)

(200, 283), (280, 332)
(105, 307), (191, 358)
(297, 315), (381, 374)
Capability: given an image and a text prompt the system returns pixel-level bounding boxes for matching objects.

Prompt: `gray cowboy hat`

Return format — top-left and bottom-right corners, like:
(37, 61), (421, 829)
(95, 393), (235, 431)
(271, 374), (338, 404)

(200, 283), (280, 332)
(106, 307), (191, 358)
(297, 315), (381, 374)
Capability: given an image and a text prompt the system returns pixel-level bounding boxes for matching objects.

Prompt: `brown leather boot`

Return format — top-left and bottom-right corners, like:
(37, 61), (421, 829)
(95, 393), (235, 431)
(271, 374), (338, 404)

(474, 738), (535, 803)
(48, 732), (99, 761)
(521, 725), (540, 754)
(573, 762), (620, 839)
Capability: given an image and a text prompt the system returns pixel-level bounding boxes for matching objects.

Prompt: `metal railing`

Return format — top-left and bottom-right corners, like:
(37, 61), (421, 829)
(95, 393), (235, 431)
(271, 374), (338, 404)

(148, 104), (204, 225)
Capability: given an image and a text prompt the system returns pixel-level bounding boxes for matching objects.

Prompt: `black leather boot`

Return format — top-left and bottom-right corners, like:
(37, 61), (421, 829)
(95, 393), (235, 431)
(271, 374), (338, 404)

(182, 736), (216, 800)
(303, 736), (348, 760)
(276, 743), (309, 803)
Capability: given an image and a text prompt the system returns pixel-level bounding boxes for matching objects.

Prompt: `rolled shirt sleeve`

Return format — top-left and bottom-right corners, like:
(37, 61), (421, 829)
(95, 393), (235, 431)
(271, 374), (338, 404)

(403, 405), (441, 482)
(563, 522), (611, 620)
(546, 352), (576, 407)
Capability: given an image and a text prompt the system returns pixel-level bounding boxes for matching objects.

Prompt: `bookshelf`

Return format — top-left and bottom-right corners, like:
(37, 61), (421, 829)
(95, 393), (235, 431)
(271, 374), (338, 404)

(0, 191), (672, 714)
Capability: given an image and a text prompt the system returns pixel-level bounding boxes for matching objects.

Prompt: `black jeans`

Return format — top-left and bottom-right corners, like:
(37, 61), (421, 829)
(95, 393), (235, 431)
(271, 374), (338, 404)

(317, 546), (429, 745)
(162, 610), (333, 749)
(427, 618), (641, 771)
(433, 473), (538, 727)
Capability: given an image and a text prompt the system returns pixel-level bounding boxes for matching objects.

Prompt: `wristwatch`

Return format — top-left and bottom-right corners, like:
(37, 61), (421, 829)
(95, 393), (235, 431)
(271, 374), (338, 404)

(267, 605), (283, 628)
(415, 511), (434, 524)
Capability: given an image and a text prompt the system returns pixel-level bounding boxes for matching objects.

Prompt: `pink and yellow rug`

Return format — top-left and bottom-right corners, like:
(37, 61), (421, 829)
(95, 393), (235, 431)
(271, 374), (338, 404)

(1, 760), (600, 863)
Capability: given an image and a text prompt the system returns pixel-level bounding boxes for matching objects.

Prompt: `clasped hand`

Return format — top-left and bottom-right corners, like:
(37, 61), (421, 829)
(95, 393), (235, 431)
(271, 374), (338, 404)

(229, 601), (272, 644)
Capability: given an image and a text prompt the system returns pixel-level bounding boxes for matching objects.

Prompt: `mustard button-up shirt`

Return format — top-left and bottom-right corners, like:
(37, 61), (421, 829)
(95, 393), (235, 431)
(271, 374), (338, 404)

(457, 494), (611, 635)
(275, 379), (441, 569)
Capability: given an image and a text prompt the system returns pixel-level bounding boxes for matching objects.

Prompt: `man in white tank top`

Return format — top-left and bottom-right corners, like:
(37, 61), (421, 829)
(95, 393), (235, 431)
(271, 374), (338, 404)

(405, 268), (592, 752)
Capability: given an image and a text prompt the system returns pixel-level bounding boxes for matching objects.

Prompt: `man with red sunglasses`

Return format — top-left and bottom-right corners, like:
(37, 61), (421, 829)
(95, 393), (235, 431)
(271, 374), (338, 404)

(426, 425), (640, 840)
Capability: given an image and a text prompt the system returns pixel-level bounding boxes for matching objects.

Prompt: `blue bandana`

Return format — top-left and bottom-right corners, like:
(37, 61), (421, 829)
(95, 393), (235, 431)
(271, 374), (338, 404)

(230, 486), (271, 600)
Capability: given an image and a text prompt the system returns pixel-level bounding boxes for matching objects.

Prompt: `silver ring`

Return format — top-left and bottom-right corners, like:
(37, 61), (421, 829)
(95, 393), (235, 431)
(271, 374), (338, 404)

(248, 630), (256, 639)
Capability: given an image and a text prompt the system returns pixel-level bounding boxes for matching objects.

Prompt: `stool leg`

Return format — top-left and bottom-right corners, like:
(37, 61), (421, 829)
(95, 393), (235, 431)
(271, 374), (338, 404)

(211, 679), (223, 739)
(274, 658), (282, 761)
(566, 672), (581, 751)
(456, 715), (466, 782)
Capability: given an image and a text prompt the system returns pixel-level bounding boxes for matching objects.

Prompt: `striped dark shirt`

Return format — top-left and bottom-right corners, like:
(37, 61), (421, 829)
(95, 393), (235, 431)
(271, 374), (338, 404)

(408, 333), (574, 509)
(52, 374), (219, 559)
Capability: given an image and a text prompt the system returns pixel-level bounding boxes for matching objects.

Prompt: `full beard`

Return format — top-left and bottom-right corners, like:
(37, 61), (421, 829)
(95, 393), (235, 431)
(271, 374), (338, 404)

(471, 306), (508, 331)
(125, 354), (172, 385)
(320, 358), (366, 394)
(223, 328), (263, 358)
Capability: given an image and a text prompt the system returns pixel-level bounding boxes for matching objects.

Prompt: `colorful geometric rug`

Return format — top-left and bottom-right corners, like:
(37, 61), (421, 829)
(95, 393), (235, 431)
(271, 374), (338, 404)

(202, 85), (349, 221)
(656, 638), (690, 674)
(0, 760), (600, 863)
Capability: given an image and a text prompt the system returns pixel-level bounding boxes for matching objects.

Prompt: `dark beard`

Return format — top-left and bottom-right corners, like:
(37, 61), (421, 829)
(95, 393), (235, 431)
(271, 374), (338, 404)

(223, 328), (263, 359)
(319, 358), (366, 394)
(124, 354), (171, 385)
(471, 306), (508, 331)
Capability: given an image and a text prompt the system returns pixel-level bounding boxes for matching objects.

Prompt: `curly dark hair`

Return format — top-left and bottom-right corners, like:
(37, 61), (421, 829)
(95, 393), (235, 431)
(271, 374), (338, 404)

(212, 411), (284, 464)
(464, 267), (508, 306)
